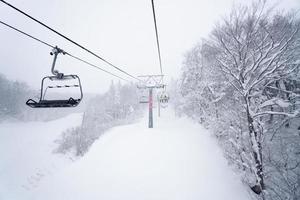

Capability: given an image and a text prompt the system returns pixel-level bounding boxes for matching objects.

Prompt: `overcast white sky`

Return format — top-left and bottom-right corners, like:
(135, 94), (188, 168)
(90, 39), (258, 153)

(0, 0), (299, 93)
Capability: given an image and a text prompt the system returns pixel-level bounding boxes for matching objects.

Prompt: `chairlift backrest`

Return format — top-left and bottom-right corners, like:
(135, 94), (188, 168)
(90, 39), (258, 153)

(26, 74), (83, 108)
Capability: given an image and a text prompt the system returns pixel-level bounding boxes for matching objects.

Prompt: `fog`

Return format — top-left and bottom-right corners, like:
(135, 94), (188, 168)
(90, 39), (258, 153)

(0, 0), (299, 93)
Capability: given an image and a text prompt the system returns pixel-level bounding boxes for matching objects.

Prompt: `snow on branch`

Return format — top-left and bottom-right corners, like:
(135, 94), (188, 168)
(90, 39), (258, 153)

(259, 98), (291, 108)
(253, 110), (299, 118)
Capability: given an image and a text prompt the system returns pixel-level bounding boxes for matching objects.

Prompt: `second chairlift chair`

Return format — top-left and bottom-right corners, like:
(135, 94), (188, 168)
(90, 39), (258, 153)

(26, 47), (83, 108)
(158, 87), (169, 108)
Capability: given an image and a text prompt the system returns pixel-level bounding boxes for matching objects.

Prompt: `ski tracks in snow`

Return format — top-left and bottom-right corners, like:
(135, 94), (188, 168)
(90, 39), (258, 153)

(0, 113), (82, 199)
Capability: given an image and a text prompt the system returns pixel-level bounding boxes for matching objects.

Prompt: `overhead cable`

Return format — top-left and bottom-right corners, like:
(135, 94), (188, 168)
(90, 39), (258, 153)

(0, 0), (140, 81)
(0, 19), (130, 82)
(66, 53), (130, 82)
(0, 20), (54, 49)
(151, 0), (163, 75)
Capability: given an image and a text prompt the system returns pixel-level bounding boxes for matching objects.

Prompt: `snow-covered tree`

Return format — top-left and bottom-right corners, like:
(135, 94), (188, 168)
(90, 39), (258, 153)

(56, 82), (142, 156)
(177, 1), (300, 199)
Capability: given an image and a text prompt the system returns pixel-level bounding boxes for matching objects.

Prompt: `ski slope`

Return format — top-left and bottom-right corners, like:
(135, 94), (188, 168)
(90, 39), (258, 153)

(0, 113), (83, 200)
(0, 109), (251, 200)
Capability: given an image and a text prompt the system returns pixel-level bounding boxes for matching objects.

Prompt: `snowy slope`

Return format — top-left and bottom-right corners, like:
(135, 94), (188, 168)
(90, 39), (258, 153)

(0, 113), (83, 200)
(26, 109), (251, 200)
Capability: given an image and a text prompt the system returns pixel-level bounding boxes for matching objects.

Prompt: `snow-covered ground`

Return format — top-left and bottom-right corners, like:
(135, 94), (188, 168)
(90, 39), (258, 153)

(0, 113), (83, 200)
(0, 109), (251, 200)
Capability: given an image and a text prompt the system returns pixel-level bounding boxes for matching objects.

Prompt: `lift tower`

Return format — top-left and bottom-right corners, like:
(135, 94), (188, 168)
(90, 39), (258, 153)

(137, 75), (164, 128)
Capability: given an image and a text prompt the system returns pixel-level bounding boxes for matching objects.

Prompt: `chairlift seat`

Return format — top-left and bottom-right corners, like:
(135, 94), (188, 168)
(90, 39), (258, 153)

(26, 98), (81, 108)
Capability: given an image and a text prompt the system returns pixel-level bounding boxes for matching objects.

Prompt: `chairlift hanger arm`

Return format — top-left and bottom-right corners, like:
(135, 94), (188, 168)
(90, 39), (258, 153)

(50, 46), (66, 78)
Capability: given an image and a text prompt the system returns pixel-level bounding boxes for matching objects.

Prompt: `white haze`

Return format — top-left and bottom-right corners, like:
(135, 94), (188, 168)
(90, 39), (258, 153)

(0, 0), (299, 93)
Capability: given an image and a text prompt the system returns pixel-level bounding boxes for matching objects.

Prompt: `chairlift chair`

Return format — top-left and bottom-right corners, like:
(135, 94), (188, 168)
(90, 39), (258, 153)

(138, 88), (149, 104)
(139, 95), (149, 104)
(158, 91), (169, 108)
(26, 47), (83, 108)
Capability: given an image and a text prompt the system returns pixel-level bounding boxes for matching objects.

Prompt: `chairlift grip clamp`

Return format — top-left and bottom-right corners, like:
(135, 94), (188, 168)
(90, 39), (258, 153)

(50, 46), (66, 56)
(50, 46), (65, 78)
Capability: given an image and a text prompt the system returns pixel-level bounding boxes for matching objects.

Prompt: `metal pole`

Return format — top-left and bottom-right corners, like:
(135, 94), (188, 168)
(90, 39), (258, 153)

(51, 50), (59, 76)
(158, 95), (161, 117)
(50, 47), (65, 78)
(148, 88), (153, 128)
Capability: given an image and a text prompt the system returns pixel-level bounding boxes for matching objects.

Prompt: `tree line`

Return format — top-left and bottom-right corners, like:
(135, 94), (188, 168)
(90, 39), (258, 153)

(0, 73), (31, 119)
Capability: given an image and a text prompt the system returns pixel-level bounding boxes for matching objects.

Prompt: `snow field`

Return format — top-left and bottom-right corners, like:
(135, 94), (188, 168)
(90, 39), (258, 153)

(0, 113), (83, 200)
(28, 109), (251, 200)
